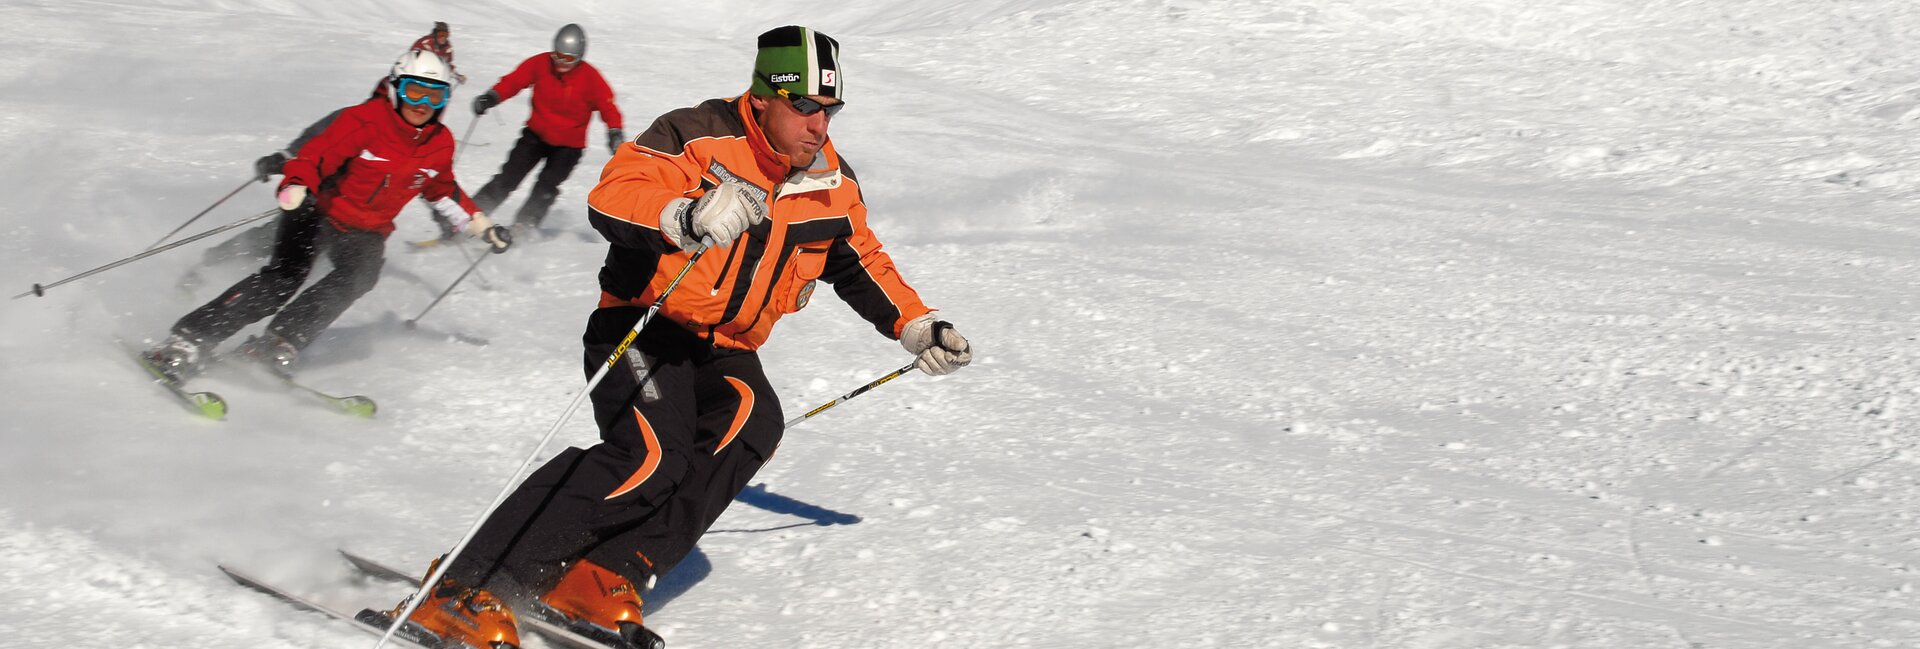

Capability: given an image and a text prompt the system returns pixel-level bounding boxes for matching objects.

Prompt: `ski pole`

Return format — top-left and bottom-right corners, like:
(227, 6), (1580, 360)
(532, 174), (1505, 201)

(404, 247), (492, 328)
(146, 177), (258, 250)
(785, 362), (918, 429)
(450, 237), (495, 290)
(373, 246), (709, 649)
(14, 208), (281, 300)
(452, 113), (481, 167)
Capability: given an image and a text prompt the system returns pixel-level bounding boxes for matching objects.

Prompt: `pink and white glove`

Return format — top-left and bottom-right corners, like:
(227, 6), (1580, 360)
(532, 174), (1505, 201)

(276, 185), (309, 211)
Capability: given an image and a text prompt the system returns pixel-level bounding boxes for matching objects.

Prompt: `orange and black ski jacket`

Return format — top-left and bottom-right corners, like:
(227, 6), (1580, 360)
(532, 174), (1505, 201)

(585, 93), (930, 351)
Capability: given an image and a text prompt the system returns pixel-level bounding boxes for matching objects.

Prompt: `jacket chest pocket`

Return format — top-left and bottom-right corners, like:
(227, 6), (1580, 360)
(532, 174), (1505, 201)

(782, 245), (830, 313)
(351, 151), (407, 205)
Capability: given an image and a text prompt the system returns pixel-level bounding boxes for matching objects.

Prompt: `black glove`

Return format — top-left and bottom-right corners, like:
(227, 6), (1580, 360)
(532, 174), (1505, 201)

(606, 128), (625, 154)
(254, 152), (288, 182)
(472, 89), (500, 115)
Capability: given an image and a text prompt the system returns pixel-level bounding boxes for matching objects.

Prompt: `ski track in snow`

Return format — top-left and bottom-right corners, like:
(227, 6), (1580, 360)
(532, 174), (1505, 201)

(3, 1), (1919, 648)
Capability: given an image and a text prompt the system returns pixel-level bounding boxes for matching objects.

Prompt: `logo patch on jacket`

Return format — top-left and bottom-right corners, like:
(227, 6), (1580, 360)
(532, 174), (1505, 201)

(408, 173), (427, 190)
(357, 150), (390, 162)
(705, 161), (770, 204)
(794, 280), (816, 311)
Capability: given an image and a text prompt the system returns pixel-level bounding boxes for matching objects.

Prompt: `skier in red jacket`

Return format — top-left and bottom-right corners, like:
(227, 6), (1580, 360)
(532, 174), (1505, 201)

(411, 21), (467, 84)
(145, 51), (511, 380)
(469, 24), (624, 234)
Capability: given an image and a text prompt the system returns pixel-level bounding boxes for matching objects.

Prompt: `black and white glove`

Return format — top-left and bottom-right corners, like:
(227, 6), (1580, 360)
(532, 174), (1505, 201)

(483, 225), (513, 253)
(661, 181), (767, 251)
(472, 89), (500, 115)
(254, 151), (288, 182)
(465, 212), (512, 253)
(606, 128), (625, 154)
(900, 314), (972, 376)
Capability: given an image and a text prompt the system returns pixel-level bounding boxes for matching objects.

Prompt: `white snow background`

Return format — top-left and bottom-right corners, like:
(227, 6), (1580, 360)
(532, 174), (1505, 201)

(2, 0), (1919, 647)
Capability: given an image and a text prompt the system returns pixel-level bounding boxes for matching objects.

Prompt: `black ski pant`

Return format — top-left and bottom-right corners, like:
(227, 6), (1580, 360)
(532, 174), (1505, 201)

(472, 128), (583, 230)
(172, 207), (386, 349)
(448, 307), (785, 603)
(199, 219), (281, 267)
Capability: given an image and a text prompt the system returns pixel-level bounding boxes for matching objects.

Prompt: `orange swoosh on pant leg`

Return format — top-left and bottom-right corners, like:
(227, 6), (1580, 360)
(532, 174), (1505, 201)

(713, 376), (754, 456)
(605, 406), (664, 500)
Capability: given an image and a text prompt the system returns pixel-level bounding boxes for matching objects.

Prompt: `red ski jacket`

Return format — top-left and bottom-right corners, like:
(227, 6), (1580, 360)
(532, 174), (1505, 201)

(489, 54), (623, 149)
(280, 99), (480, 235)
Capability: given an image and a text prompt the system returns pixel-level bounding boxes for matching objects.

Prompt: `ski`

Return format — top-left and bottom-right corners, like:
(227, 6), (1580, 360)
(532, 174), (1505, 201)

(276, 373), (379, 418)
(223, 347), (379, 418)
(120, 339), (226, 420)
(339, 549), (414, 582)
(338, 549), (652, 649)
(217, 564), (437, 649)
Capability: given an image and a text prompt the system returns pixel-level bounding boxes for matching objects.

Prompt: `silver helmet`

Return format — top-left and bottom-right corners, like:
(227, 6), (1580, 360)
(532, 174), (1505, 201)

(553, 23), (586, 60)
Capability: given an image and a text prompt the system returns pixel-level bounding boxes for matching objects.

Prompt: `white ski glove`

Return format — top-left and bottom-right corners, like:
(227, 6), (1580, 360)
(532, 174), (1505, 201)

(276, 185), (310, 211)
(900, 313), (972, 376)
(660, 181), (767, 251)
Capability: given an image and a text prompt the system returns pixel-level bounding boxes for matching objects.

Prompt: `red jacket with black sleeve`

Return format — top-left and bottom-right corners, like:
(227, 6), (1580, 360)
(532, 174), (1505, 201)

(279, 99), (480, 236)
(489, 54), (623, 149)
(585, 94), (930, 352)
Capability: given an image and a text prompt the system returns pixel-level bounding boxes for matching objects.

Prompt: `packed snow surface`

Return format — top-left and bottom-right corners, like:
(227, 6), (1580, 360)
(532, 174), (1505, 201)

(2, 1), (1918, 647)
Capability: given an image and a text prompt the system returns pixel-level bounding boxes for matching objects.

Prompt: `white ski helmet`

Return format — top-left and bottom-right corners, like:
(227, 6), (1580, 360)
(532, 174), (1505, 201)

(388, 49), (454, 113)
(553, 23), (587, 60)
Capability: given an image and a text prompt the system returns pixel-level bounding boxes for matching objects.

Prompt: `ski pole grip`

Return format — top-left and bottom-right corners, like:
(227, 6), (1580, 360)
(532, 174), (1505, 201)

(931, 320), (959, 352)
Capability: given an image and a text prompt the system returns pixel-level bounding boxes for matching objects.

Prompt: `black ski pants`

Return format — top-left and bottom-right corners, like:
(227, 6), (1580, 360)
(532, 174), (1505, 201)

(172, 206), (385, 349)
(449, 307), (785, 603)
(472, 128), (584, 230)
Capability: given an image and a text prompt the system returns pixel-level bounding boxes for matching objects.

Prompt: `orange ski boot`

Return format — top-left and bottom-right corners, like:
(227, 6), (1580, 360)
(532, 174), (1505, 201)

(536, 559), (663, 649)
(360, 576), (520, 649)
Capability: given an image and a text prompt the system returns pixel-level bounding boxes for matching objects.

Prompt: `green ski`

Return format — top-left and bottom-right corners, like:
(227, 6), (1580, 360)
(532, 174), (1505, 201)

(122, 339), (227, 420)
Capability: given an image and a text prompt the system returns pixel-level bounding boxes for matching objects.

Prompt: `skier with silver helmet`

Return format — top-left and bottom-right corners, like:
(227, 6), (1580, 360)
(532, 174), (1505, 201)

(469, 23), (625, 236)
(554, 22), (586, 60)
(144, 49), (510, 381)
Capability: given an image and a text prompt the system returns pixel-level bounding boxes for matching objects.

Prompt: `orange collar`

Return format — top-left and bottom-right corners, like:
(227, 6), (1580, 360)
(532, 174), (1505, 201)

(733, 93), (793, 179)
(732, 92), (842, 180)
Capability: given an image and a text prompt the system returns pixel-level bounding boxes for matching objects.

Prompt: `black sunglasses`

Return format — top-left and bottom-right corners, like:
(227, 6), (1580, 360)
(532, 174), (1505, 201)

(761, 72), (843, 117)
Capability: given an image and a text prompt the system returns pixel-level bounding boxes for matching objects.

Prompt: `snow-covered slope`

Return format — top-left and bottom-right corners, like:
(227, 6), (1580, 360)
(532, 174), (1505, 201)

(2, 1), (1917, 648)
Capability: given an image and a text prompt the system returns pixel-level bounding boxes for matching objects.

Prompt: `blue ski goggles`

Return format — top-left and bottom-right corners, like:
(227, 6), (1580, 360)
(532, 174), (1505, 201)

(396, 77), (452, 110)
